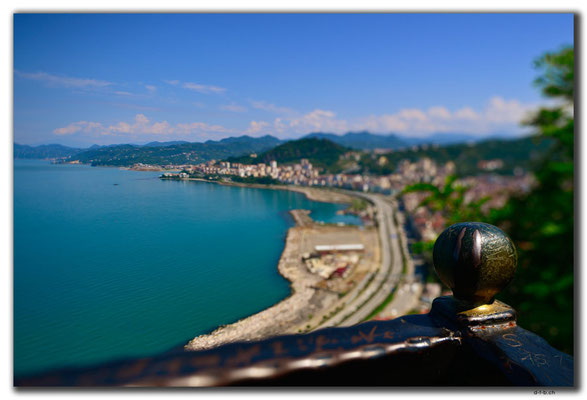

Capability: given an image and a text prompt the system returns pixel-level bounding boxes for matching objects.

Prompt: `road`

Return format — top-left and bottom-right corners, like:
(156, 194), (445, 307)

(316, 192), (405, 328)
(336, 193), (404, 326)
(375, 206), (422, 319)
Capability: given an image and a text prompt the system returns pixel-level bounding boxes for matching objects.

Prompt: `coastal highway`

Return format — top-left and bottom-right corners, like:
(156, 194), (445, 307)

(375, 207), (421, 320)
(317, 192), (405, 327)
(186, 186), (419, 351)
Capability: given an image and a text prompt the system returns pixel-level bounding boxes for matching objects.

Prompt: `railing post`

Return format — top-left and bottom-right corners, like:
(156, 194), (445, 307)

(429, 222), (574, 386)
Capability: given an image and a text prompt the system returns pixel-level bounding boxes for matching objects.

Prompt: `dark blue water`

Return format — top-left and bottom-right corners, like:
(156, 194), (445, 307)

(13, 159), (361, 376)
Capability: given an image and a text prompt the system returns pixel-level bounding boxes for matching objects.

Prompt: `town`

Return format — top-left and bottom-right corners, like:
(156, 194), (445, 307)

(158, 155), (533, 241)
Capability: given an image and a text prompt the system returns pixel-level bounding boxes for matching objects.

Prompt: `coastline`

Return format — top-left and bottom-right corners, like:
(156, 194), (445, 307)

(175, 176), (357, 205)
(184, 183), (374, 352)
(55, 161), (356, 205)
(185, 210), (378, 351)
(41, 161), (373, 352)
(185, 221), (316, 351)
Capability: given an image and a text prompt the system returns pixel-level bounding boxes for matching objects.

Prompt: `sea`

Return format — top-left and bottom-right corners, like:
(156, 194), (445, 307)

(13, 159), (361, 377)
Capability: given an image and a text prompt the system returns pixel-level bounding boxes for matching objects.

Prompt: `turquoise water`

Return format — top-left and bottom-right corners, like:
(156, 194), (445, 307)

(13, 159), (361, 376)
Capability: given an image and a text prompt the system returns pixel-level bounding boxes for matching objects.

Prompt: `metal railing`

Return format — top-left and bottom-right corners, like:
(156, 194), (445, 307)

(15, 222), (573, 387)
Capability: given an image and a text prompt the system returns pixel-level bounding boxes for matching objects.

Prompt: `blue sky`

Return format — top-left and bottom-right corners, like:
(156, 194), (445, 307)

(13, 13), (573, 147)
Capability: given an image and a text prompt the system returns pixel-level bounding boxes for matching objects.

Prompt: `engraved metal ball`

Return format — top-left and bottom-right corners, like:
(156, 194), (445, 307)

(433, 222), (518, 305)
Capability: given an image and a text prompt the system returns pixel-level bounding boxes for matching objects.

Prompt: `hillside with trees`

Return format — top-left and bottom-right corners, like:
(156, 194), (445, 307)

(227, 137), (351, 172)
(358, 135), (554, 176)
(401, 46), (574, 354)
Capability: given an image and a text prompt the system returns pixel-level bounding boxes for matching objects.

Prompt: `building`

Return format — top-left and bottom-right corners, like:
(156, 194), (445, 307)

(314, 244), (365, 255)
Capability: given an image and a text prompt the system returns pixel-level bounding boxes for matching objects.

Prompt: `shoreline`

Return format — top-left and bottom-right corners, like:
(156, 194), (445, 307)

(173, 176), (357, 205)
(46, 159), (357, 205)
(183, 183), (373, 352)
(184, 220), (312, 351)
(36, 161), (374, 351)
(184, 211), (377, 351)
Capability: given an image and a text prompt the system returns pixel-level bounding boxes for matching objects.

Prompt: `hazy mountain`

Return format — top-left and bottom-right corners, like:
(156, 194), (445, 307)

(66, 135), (283, 166)
(302, 131), (499, 150)
(403, 133), (479, 146)
(212, 135), (282, 147)
(304, 131), (407, 150)
(14, 143), (84, 159)
(15, 131), (517, 165)
(142, 140), (190, 147)
(142, 135), (282, 148)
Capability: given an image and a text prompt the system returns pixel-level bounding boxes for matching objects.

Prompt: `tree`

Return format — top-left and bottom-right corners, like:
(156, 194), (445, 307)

(402, 175), (489, 263)
(399, 46), (574, 354)
(489, 46), (574, 354)
(403, 175), (489, 226)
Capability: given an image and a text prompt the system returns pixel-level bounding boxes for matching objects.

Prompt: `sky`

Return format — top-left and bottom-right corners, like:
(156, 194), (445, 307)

(13, 13), (574, 147)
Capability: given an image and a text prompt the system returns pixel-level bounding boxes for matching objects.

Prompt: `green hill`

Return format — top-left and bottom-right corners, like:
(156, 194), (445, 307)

(358, 135), (554, 176)
(227, 138), (350, 171)
(228, 135), (553, 176)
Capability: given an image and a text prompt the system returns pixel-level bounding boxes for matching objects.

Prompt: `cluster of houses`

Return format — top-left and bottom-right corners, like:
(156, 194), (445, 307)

(402, 172), (535, 241)
(159, 156), (459, 195)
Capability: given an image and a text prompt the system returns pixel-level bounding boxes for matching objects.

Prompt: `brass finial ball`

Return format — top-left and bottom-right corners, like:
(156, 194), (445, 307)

(433, 222), (518, 305)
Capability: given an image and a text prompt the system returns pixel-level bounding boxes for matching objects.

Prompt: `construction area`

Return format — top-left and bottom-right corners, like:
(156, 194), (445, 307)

(186, 206), (381, 351)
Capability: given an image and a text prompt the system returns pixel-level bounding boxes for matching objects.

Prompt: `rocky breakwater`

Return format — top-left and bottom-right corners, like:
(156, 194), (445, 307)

(184, 210), (334, 351)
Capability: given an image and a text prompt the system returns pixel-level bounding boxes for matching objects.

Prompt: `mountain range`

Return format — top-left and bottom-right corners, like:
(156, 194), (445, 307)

(65, 135), (282, 167)
(14, 130), (510, 161)
(14, 143), (85, 159)
(14, 130), (548, 177)
(14, 135), (282, 163)
(305, 131), (489, 149)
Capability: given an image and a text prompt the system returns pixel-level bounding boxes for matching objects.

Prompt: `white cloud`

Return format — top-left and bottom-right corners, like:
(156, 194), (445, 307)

(175, 122), (232, 134)
(287, 109), (348, 133)
(52, 96), (536, 142)
(53, 121), (104, 135)
(427, 106), (451, 120)
(164, 79), (226, 94)
(396, 109), (428, 121)
(484, 97), (529, 124)
(150, 121), (173, 135)
(145, 85), (157, 93)
(245, 109), (350, 137)
(454, 107), (479, 121)
(54, 114), (233, 139)
(274, 118), (287, 134)
(246, 96), (535, 138)
(220, 103), (247, 113)
(249, 100), (296, 115)
(361, 114), (408, 133)
(106, 114), (231, 136)
(246, 121), (270, 135)
(182, 82), (226, 94)
(15, 71), (112, 88)
(352, 96), (536, 137)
